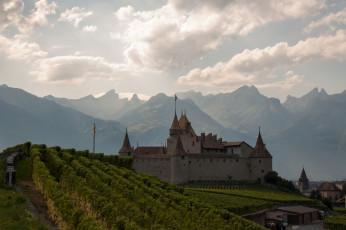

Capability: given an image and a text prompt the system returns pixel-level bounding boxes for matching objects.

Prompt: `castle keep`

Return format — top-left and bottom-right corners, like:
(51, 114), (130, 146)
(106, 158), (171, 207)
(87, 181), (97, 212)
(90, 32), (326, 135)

(119, 112), (272, 184)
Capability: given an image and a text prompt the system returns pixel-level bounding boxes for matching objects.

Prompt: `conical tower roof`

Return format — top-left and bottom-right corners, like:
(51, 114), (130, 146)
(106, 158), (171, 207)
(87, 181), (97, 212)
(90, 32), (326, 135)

(250, 128), (272, 158)
(172, 136), (186, 156)
(170, 113), (181, 130)
(119, 129), (132, 153)
(179, 114), (189, 130)
(299, 168), (309, 182)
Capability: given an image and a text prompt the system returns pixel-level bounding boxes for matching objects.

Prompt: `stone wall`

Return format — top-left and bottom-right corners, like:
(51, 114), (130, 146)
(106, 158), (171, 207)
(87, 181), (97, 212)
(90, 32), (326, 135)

(133, 157), (171, 182)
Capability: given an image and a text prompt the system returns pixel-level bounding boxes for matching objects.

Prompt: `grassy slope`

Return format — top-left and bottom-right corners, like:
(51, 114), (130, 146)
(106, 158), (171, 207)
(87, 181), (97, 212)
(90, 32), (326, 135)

(0, 155), (47, 230)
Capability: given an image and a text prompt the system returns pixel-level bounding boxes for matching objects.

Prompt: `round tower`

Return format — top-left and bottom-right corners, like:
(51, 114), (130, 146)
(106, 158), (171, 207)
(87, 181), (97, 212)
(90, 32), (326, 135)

(170, 136), (188, 184)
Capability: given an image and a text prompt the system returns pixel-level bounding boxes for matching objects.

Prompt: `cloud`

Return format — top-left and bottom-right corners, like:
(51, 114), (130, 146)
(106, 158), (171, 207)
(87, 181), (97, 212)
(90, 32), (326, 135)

(178, 30), (346, 87)
(0, 34), (47, 60)
(256, 71), (304, 89)
(30, 56), (129, 83)
(0, 0), (57, 33)
(83, 25), (97, 33)
(58, 7), (92, 27)
(305, 7), (346, 33)
(114, 0), (325, 71)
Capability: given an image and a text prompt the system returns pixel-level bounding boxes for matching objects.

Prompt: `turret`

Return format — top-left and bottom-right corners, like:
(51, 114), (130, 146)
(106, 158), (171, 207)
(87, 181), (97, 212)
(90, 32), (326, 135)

(249, 128), (273, 181)
(170, 136), (188, 184)
(118, 128), (133, 157)
(169, 113), (182, 136)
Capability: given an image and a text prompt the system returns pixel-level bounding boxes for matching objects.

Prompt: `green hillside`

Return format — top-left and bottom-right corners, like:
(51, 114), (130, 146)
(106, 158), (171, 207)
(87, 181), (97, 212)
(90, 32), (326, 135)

(6, 143), (265, 229)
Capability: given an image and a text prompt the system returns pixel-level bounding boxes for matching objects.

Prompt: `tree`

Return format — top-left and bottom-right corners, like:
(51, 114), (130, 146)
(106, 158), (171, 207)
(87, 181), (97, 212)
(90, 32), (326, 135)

(342, 182), (346, 196)
(264, 171), (279, 184)
(309, 190), (322, 200)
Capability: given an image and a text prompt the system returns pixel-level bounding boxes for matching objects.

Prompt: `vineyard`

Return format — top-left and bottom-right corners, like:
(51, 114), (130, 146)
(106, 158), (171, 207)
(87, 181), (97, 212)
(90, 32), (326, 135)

(10, 143), (268, 230)
(181, 184), (316, 216)
(181, 184), (315, 204)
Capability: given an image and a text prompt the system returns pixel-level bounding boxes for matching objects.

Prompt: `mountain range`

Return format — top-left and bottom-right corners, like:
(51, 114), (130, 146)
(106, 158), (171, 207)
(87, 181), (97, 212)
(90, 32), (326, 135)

(0, 84), (345, 180)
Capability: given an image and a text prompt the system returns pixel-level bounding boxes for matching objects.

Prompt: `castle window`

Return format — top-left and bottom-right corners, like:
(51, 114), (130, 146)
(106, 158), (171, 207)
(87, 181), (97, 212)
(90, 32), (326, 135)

(236, 159), (238, 163)
(192, 141), (194, 146)
(128, 152), (131, 156)
(261, 170), (264, 174)
(181, 156), (185, 160)
(223, 159), (226, 163)
(259, 160), (261, 163)
(210, 159), (213, 162)
(231, 149), (234, 154)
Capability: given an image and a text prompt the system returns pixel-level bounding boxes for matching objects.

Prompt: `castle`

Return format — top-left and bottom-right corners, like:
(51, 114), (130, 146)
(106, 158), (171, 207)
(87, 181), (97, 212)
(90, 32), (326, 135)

(119, 111), (272, 184)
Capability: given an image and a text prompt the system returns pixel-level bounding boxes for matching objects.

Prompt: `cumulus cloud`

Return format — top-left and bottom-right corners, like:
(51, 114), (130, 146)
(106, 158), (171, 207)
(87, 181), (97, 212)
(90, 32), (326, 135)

(30, 56), (129, 83)
(83, 25), (97, 32)
(256, 71), (304, 89)
(0, 0), (57, 33)
(305, 7), (346, 33)
(58, 7), (92, 27)
(178, 30), (346, 87)
(114, 0), (325, 71)
(0, 34), (47, 60)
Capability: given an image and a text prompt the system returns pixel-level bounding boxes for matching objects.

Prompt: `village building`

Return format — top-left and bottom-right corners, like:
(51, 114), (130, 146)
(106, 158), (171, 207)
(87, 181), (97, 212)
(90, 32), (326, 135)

(119, 111), (273, 184)
(317, 182), (342, 202)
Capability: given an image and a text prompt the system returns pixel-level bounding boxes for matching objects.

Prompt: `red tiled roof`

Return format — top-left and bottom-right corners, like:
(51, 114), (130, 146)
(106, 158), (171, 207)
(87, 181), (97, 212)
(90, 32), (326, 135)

(317, 182), (341, 191)
(223, 142), (243, 147)
(134, 146), (167, 155)
(170, 113), (181, 130)
(133, 154), (170, 159)
(249, 131), (272, 158)
(179, 114), (189, 130)
(276, 206), (318, 214)
(119, 129), (133, 153)
(202, 140), (224, 149)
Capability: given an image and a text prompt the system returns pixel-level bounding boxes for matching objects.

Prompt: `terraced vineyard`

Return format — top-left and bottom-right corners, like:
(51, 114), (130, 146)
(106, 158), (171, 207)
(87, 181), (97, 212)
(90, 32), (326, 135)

(23, 144), (267, 230)
(181, 184), (315, 203)
(185, 189), (274, 215)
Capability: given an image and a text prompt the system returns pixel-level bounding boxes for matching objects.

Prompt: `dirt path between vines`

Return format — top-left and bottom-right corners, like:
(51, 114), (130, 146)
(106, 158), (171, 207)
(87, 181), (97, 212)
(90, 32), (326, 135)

(16, 179), (59, 230)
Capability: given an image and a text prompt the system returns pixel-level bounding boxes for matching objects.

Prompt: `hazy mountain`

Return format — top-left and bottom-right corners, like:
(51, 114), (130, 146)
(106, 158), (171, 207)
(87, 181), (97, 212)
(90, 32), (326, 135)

(2, 84), (346, 180)
(178, 86), (292, 136)
(45, 89), (145, 120)
(118, 93), (251, 147)
(0, 85), (124, 154)
(283, 88), (328, 113)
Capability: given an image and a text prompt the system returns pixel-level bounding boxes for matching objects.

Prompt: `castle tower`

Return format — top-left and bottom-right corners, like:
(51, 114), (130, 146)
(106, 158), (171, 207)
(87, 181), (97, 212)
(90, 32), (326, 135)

(118, 128), (133, 157)
(298, 167), (310, 192)
(170, 135), (189, 184)
(249, 128), (273, 181)
(170, 113), (183, 136)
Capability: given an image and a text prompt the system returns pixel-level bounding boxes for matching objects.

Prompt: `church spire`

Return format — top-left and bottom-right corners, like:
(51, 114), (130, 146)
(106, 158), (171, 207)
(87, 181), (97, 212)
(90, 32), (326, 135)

(119, 128), (132, 154)
(249, 127), (272, 158)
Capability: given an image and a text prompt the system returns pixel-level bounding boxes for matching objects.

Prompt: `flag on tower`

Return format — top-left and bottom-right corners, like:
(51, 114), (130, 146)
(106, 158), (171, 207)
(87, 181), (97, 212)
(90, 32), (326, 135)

(175, 94), (177, 101)
(94, 123), (96, 135)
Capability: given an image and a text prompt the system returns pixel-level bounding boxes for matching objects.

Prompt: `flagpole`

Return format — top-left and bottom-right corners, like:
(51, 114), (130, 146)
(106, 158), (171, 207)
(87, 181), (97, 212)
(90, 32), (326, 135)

(175, 94), (177, 114)
(93, 123), (96, 153)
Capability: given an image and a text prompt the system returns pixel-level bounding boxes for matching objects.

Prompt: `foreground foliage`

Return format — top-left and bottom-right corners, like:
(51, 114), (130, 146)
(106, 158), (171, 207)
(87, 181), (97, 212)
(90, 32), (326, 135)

(324, 214), (346, 230)
(27, 144), (267, 229)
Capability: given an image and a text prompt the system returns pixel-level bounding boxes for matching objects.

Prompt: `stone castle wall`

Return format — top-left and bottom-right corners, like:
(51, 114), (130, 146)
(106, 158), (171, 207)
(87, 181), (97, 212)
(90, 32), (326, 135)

(132, 155), (273, 184)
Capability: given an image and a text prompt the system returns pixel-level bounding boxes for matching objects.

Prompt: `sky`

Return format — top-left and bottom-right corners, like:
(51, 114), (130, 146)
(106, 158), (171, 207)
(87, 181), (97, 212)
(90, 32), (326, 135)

(1, 0), (346, 101)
